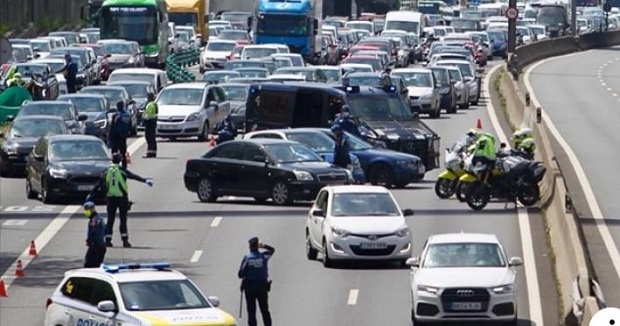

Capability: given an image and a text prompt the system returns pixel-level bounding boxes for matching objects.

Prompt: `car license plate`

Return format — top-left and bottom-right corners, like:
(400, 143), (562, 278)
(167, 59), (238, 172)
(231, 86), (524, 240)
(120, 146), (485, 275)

(451, 302), (482, 311)
(159, 124), (178, 130)
(360, 242), (387, 249)
(77, 185), (95, 191)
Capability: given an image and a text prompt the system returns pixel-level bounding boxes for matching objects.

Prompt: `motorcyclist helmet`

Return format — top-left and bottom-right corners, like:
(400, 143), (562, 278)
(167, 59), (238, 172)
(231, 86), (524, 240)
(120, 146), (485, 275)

(466, 128), (479, 138)
(520, 138), (536, 153)
(512, 127), (533, 139)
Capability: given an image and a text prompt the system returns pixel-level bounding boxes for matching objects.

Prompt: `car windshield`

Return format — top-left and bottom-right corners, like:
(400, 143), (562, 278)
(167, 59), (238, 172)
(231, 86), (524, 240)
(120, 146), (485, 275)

(438, 62), (473, 78)
(103, 43), (134, 55)
(221, 85), (248, 101)
(158, 88), (204, 106)
(9, 119), (65, 138)
(285, 132), (334, 153)
(344, 132), (373, 150)
(243, 47), (278, 59)
(280, 55), (303, 67)
(81, 89), (124, 104)
(114, 84), (150, 100)
(49, 140), (109, 161)
(348, 93), (413, 121)
(30, 40), (51, 52)
(203, 72), (240, 83)
(20, 103), (73, 120)
(16, 65), (48, 77)
(273, 58), (292, 69)
(237, 69), (268, 78)
(342, 65), (373, 73)
(108, 73), (153, 84)
(59, 97), (105, 113)
(226, 61), (263, 70)
(422, 243), (506, 268)
(346, 75), (382, 86)
(392, 72), (433, 87)
(447, 69), (463, 81)
(322, 69), (341, 82)
(257, 14), (309, 37)
(452, 19), (478, 29)
(177, 31), (190, 43)
(487, 31), (506, 41)
(385, 21), (420, 34)
(345, 57), (381, 71)
(530, 27), (545, 35)
(430, 68), (449, 84)
(119, 279), (211, 311)
(331, 193), (400, 216)
(346, 22), (372, 33)
(264, 143), (323, 163)
(207, 42), (237, 52)
(221, 12), (250, 22)
(218, 31), (248, 41)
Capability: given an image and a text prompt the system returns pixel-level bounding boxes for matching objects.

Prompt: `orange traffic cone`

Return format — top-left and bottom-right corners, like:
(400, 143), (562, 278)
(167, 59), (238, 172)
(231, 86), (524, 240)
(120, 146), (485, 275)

(125, 152), (132, 165)
(209, 135), (216, 147)
(476, 118), (483, 129)
(28, 241), (37, 256)
(0, 280), (7, 297)
(15, 260), (24, 277)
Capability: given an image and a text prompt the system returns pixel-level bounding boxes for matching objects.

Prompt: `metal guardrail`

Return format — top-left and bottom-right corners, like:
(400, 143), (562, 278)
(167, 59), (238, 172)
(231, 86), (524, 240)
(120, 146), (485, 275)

(165, 48), (200, 84)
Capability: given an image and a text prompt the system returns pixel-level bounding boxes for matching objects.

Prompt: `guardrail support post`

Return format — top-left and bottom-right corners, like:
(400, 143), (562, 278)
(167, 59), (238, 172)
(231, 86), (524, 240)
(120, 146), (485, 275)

(536, 107), (542, 123)
(525, 92), (531, 106)
(565, 193), (573, 213)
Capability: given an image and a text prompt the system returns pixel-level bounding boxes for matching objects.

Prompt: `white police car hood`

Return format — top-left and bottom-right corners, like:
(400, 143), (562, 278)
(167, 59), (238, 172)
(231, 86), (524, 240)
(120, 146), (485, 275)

(415, 267), (515, 288)
(134, 307), (236, 325)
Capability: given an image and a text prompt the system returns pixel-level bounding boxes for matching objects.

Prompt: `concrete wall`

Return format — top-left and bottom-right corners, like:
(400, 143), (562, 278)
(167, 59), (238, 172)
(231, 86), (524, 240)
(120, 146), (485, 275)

(0, 0), (88, 36)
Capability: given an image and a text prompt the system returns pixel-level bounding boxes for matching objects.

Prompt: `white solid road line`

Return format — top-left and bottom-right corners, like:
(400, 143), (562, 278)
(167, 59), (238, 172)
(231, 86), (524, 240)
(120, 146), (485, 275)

(210, 216), (222, 227)
(347, 289), (359, 305)
(2, 220), (28, 226)
(190, 250), (204, 263)
(0, 138), (147, 290)
(484, 64), (544, 325)
(524, 51), (620, 286)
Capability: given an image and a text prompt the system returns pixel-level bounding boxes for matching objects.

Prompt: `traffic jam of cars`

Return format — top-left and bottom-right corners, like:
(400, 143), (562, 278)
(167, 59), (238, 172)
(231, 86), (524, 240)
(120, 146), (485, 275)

(0, 1), (561, 324)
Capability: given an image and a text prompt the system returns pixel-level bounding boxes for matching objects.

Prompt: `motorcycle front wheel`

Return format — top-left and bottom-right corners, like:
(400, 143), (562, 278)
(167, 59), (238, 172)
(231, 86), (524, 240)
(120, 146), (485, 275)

(518, 183), (540, 206)
(434, 178), (456, 199)
(467, 183), (490, 211)
(456, 181), (470, 202)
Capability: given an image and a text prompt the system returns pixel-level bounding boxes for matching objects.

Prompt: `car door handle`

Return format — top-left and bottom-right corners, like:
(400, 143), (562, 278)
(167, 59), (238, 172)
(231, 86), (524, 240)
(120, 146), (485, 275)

(64, 309), (72, 315)
(89, 316), (97, 320)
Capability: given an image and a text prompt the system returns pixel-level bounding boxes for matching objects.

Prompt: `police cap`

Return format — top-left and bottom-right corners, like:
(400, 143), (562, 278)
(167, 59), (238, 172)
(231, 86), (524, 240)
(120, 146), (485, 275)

(83, 201), (96, 209)
(248, 237), (259, 245)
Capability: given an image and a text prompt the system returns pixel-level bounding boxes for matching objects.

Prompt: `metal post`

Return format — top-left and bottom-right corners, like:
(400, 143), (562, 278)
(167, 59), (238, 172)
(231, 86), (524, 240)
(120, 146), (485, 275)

(525, 92), (531, 107)
(571, 0), (578, 36)
(536, 107), (542, 123)
(507, 0), (517, 53)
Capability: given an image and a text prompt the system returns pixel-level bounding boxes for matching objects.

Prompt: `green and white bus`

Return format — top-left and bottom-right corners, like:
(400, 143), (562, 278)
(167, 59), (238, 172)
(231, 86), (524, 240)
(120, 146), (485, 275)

(100, 0), (169, 68)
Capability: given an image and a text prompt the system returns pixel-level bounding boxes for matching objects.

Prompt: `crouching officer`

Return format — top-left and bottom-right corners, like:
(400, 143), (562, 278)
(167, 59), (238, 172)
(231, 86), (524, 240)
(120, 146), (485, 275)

(216, 114), (237, 144)
(238, 237), (275, 326)
(83, 201), (106, 268)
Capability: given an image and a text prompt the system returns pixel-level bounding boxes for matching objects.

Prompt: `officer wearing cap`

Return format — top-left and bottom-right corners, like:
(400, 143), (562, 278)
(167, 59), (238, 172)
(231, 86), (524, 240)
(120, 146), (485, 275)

(334, 105), (362, 138)
(83, 201), (106, 268)
(238, 237), (275, 326)
(59, 54), (78, 93)
(142, 92), (158, 158)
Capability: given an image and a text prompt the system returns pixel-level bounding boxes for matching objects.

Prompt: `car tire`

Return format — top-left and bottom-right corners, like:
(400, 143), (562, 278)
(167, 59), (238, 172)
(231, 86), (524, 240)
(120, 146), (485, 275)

(41, 180), (57, 204)
(198, 121), (210, 141)
(271, 181), (292, 206)
(26, 177), (37, 199)
(197, 177), (218, 203)
(306, 231), (318, 260)
(369, 164), (394, 187)
(322, 239), (333, 268)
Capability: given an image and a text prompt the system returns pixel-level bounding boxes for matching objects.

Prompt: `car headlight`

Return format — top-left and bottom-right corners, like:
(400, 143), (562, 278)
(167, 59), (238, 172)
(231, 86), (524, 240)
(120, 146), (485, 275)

(48, 168), (68, 178)
(331, 227), (349, 238)
(127, 57), (135, 64)
(396, 159), (413, 168)
(187, 112), (200, 121)
(492, 284), (515, 294)
(293, 170), (314, 181)
(94, 119), (107, 129)
(1, 144), (17, 155)
(395, 227), (410, 237)
(417, 285), (439, 294)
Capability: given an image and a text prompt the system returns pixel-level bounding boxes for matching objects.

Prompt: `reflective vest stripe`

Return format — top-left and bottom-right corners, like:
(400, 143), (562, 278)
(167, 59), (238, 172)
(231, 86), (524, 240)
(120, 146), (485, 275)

(105, 165), (127, 197)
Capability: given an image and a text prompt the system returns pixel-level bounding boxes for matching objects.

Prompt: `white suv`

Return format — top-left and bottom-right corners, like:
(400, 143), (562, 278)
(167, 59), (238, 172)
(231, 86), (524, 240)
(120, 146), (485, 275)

(44, 263), (237, 326)
(407, 233), (523, 325)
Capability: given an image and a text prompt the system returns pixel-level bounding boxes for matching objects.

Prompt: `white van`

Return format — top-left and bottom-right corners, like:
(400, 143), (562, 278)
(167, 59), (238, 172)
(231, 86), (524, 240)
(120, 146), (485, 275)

(384, 11), (427, 37)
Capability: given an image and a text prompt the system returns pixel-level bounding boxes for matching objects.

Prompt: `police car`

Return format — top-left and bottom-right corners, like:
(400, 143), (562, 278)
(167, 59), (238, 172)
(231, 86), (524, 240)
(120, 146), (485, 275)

(44, 263), (237, 326)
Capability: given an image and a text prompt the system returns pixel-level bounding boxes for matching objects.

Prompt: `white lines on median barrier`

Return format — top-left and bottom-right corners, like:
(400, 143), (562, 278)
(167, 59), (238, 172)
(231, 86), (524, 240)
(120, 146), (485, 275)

(613, 93), (618, 97)
(2, 220), (28, 226)
(347, 289), (359, 305)
(601, 82), (607, 86)
(608, 88), (613, 92)
(190, 250), (204, 263)
(210, 216), (222, 227)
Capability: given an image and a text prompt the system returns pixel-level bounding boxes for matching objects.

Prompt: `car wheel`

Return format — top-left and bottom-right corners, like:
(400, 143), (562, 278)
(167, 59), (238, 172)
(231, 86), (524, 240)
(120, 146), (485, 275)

(271, 181), (292, 206)
(198, 121), (210, 141)
(197, 177), (218, 203)
(26, 177), (37, 199)
(322, 239), (333, 268)
(41, 180), (57, 204)
(306, 231), (318, 260)
(369, 164), (394, 187)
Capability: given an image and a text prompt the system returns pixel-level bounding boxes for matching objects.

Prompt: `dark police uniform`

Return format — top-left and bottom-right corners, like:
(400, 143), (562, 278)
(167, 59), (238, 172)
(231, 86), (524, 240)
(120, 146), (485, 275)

(335, 115), (361, 138)
(216, 115), (237, 144)
(334, 133), (351, 169)
(108, 103), (132, 168)
(84, 209), (106, 268)
(238, 237), (275, 326)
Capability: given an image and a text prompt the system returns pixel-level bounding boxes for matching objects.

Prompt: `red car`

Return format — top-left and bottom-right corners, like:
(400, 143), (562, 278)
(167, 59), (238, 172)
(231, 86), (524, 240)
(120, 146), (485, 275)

(342, 55), (383, 72)
(72, 43), (112, 80)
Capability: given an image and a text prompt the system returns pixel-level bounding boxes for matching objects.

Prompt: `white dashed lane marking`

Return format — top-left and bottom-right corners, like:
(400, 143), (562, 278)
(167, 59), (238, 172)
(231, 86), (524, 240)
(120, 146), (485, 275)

(210, 216), (222, 227)
(190, 250), (203, 263)
(2, 220), (28, 226)
(347, 289), (359, 305)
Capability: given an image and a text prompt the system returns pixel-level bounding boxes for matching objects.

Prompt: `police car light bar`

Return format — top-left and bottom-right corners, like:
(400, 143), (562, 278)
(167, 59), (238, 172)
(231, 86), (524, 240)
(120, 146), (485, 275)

(102, 262), (171, 273)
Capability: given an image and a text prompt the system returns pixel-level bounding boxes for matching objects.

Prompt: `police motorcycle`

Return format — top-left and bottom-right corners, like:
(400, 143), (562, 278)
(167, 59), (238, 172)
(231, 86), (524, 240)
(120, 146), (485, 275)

(460, 144), (546, 211)
(434, 138), (469, 199)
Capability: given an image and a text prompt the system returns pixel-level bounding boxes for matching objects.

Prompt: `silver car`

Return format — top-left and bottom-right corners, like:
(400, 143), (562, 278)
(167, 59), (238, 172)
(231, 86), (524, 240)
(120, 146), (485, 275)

(392, 68), (441, 118)
(435, 59), (481, 106)
(444, 66), (470, 109)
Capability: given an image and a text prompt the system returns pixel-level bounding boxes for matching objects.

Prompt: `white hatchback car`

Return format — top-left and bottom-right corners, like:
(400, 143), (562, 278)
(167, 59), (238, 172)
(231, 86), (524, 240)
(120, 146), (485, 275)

(44, 263), (237, 326)
(305, 185), (414, 267)
(407, 233), (523, 325)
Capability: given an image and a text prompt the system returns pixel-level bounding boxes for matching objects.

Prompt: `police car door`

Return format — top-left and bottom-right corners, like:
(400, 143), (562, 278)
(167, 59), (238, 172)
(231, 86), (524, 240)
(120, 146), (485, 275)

(52, 277), (110, 326)
(83, 279), (119, 325)
(309, 189), (329, 248)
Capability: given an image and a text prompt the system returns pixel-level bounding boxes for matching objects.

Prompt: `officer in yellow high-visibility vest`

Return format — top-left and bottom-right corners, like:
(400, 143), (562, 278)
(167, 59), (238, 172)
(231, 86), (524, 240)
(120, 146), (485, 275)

(88, 153), (154, 248)
(142, 92), (158, 158)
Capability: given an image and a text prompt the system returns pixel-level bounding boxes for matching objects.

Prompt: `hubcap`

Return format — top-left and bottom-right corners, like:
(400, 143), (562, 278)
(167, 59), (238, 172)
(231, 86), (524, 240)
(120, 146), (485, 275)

(198, 179), (211, 199)
(273, 183), (288, 204)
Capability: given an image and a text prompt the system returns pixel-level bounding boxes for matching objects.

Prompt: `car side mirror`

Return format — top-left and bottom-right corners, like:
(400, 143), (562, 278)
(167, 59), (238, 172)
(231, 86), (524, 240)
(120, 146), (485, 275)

(97, 300), (118, 313)
(403, 208), (415, 216)
(435, 83), (441, 88)
(421, 62), (428, 67)
(78, 114), (88, 121)
(450, 80), (456, 84)
(500, 142), (507, 148)
(33, 47), (40, 52)
(405, 257), (419, 267)
(509, 257), (523, 266)
(312, 209), (325, 217)
(207, 296), (220, 307)
(5, 115), (15, 122)
(91, 59), (97, 65)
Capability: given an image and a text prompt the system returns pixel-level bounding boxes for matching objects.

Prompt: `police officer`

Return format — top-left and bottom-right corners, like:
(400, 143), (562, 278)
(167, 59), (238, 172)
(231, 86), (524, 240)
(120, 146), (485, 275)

(60, 54), (78, 93)
(216, 114), (237, 144)
(83, 201), (106, 268)
(471, 132), (497, 183)
(511, 128), (533, 149)
(142, 92), (158, 158)
(109, 101), (132, 168)
(332, 124), (351, 169)
(88, 153), (153, 248)
(334, 105), (361, 138)
(238, 237), (275, 326)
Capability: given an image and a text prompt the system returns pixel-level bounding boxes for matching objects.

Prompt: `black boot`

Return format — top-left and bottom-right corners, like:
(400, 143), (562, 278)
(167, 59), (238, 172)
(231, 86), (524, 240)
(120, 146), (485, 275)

(122, 237), (132, 248)
(105, 239), (113, 247)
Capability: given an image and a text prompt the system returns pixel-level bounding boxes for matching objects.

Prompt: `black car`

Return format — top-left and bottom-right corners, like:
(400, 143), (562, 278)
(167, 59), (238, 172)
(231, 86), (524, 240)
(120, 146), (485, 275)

(0, 116), (69, 177)
(80, 85), (138, 136)
(57, 94), (111, 141)
(428, 66), (457, 114)
(25, 135), (111, 203)
(13, 63), (60, 100)
(10, 101), (87, 134)
(184, 139), (351, 205)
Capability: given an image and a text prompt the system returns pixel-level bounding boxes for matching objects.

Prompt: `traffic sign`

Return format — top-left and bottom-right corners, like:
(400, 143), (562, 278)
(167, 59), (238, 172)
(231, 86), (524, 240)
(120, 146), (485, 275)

(506, 7), (519, 20)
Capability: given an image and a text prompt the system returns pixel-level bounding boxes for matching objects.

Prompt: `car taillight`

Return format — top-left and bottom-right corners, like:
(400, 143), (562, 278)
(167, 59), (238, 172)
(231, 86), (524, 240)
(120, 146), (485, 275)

(46, 298), (52, 309)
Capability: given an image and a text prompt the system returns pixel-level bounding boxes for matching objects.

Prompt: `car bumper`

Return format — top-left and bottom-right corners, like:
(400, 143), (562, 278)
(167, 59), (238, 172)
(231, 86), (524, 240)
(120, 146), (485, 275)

(157, 120), (202, 137)
(46, 176), (102, 198)
(439, 92), (452, 108)
(393, 164), (425, 184)
(326, 235), (412, 261)
(0, 153), (28, 174)
(288, 179), (349, 201)
(410, 97), (435, 113)
(413, 289), (517, 322)
(202, 58), (227, 69)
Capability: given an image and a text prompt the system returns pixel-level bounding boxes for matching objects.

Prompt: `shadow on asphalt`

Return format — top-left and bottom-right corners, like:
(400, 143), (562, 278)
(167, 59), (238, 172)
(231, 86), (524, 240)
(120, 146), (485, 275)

(9, 257), (84, 288)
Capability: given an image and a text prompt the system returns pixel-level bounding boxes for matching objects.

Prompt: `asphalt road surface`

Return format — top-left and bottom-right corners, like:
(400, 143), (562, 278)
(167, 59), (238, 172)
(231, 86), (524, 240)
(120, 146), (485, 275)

(528, 46), (620, 307)
(0, 64), (559, 325)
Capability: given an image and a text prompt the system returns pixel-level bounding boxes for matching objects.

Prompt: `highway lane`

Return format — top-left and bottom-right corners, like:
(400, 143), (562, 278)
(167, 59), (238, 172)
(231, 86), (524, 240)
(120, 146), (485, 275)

(0, 70), (558, 325)
(528, 46), (620, 306)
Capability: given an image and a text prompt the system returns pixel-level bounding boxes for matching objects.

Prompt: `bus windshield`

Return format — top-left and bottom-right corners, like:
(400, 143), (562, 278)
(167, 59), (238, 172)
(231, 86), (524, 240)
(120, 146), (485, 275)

(100, 6), (158, 45)
(257, 14), (309, 36)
